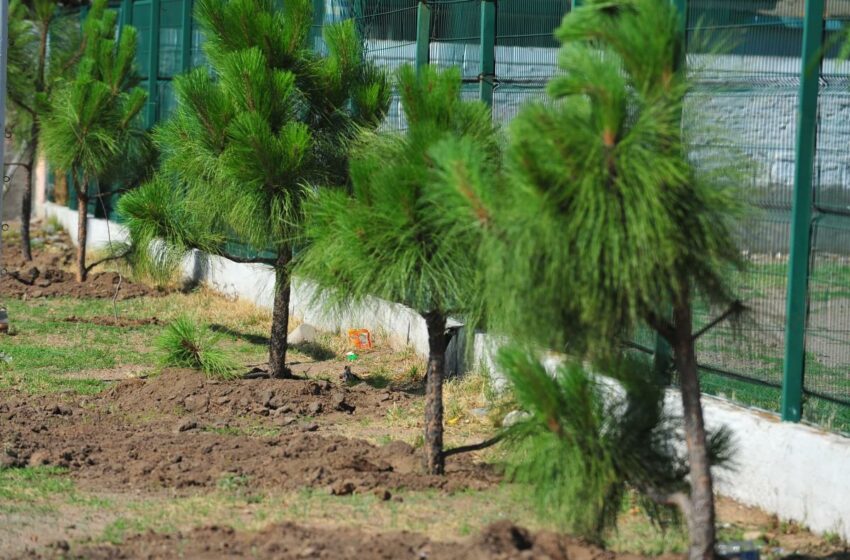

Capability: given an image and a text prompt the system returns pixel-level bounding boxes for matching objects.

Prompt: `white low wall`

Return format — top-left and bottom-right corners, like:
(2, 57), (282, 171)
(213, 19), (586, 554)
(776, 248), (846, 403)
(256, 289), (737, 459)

(41, 202), (850, 542)
(692, 393), (850, 541)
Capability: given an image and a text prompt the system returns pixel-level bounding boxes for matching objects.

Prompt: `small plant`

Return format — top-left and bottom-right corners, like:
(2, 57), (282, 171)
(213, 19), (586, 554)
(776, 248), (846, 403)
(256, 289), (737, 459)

(156, 316), (240, 379)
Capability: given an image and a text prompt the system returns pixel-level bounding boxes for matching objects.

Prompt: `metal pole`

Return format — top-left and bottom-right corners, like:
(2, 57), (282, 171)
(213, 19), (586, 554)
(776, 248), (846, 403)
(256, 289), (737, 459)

(782, 0), (824, 422)
(146, 0), (161, 128)
(415, 0), (430, 73)
(181, 0), (194, 71)
(479, 0), (495, 107)
(0, 0), (8, 270)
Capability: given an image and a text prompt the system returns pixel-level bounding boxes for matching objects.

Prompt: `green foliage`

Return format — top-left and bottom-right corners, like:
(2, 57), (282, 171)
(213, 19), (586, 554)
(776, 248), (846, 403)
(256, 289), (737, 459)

(475, 0), (745, 354)
(40, 0), (148, 183)
(156, 316), (240, 379)
(500, 348), (733, 541)
(120, 0), (390, 280)
(295, 65), (497, 318)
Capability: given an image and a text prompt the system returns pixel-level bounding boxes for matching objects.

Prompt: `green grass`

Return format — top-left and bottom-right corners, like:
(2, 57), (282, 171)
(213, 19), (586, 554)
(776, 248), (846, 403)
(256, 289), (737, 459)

(0, 467), (75, 514)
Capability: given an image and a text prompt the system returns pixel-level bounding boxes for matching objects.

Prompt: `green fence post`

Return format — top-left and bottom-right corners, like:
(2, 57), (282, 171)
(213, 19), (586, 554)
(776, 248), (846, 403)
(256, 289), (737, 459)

(479, 0), (495, 106)
(782, 0), (824, 422)
(415, 0), (430, 72)
(146, 0), (161, 128)
(570, 0), (580, 10)
(120, 0), (133, 30)
(181, 0), (194, 71)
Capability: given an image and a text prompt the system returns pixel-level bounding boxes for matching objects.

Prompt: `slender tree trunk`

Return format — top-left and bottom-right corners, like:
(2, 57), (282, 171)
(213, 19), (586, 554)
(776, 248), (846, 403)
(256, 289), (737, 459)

(75, 174), (89, 283)
(423, 311), (447, 475)
(671, 292), (716, 560)
(21, 135), (37, 261)
(269, 245), (292, 379)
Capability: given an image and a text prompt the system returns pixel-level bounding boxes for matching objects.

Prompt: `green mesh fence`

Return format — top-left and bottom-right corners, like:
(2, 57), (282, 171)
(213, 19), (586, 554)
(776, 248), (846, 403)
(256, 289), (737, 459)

(44, 0), (850, 433)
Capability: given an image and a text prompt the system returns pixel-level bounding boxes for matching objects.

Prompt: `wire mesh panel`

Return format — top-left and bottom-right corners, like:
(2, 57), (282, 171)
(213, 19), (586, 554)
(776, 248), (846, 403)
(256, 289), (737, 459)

(430, 0), (480, 103)
(683, 0), (804, 413)
(493, 0), (567, 123)
(352, 0), (418, 131)
(804, 218), (850, 432)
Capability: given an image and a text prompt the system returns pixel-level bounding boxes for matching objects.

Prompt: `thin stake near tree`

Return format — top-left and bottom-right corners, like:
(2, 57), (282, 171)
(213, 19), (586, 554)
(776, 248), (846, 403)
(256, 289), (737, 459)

(459, 0), (744, 557)
(118, 0), (389, 379)
(295, 65), (498, 474)
(40, 0), (147, 282)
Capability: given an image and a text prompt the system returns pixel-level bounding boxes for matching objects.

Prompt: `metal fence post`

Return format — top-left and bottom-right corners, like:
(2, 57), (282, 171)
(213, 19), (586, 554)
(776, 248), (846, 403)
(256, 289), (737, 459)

(146, 0), (161, 128)
(782, 0), (824, 422)
(181, 0), (194, 71)
(415, 0), (430, 72)
(120, 0), (133, 30)
(479, 0), (495, 106)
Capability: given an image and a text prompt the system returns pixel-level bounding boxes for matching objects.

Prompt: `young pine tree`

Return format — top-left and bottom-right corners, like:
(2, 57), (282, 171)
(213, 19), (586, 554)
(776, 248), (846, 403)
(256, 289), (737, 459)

(118, 0), (389, 379)
(295, 65), (498, 474)
(5, 0), (82, 261)
(460, 0), (744, 557)
(40, 0), (147, 281)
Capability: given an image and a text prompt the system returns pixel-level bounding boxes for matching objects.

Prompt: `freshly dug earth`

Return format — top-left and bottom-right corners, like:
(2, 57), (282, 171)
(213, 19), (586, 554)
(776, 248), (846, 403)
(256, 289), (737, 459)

(0, 371), (496, 495)
(32, 520), (658, 560)
(0, 227), (168, 300)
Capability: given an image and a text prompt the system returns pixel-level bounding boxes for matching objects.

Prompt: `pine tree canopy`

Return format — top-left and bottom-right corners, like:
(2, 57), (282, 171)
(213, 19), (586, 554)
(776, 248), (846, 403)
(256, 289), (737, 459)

(40, 0), (146, 180)
(479, 0), (745, 354)
(119, 0), (390, 269)
(294, 65), (499, 317)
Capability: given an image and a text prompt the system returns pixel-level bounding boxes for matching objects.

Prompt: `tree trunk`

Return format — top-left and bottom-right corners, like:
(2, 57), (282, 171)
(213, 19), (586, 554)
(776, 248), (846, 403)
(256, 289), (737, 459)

(75, 174), (88, 283)
(672, 294), (716, 560)
(21, 135), (37, 261)
(423, 311), (447, 475)
(21, 162), (33, 261)
(269, 245), (293, 379)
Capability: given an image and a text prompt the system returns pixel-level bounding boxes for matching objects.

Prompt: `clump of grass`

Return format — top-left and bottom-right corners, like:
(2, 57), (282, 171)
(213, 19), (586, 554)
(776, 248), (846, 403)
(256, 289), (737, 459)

(156, 316), (240, 379)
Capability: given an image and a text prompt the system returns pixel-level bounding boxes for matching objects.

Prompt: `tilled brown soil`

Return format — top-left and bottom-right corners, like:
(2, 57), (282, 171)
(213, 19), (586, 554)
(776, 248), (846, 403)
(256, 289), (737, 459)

(27, 521), (656, 560)
(0, 228), (169, 300)
(0, 370), (496, 495)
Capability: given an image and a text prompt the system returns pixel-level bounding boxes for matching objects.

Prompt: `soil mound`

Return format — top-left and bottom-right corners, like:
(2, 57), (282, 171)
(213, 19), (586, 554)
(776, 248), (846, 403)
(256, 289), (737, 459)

(0, 227), (168, 300)
(107, 368), (408, 423)
(0, 382), (495, 495)
(29, 520), (653, 559)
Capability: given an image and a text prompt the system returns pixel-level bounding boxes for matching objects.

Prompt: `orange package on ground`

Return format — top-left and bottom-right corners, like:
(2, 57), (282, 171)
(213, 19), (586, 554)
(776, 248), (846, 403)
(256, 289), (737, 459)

(348, 329), (372, 350)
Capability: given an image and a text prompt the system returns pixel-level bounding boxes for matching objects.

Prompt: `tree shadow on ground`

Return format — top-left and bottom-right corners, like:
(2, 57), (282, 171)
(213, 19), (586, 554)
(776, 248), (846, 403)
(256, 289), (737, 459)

(783, 554), (850, 559)
(211, 324), (336, 361)
(211, 324), (269, 346)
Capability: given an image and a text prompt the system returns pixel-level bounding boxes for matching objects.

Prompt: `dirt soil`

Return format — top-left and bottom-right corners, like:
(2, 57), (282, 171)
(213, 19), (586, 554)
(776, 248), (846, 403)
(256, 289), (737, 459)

(63, 315), (162, 327)
(0, 227), (168, 300)
(0, 370), (496, 495)
(27, 520), (658, 560)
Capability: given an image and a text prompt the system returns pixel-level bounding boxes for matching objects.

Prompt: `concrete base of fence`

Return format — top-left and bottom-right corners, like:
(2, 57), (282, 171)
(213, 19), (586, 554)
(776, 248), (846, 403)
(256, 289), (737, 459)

(40, 202), (850, 542)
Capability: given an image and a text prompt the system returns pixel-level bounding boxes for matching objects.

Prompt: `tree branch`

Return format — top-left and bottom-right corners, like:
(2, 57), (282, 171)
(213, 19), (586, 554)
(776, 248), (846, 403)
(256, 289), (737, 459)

(85, 250), (131, 273)
(691, 300), (744, 342)
(645, 310), (676, 343)
(443, 433), (504, 458)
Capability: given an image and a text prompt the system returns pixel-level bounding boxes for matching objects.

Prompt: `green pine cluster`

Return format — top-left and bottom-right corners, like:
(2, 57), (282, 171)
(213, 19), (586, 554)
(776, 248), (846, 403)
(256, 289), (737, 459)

(40, 0), (148, 282)
(118, 0), (389, 378)
(295, 65), (498, 473)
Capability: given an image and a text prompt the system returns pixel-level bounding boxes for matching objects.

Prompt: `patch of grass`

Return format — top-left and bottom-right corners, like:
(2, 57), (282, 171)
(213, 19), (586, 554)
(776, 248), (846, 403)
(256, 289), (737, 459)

(156, 316), (240, 379)
(0, 467), (74, 504)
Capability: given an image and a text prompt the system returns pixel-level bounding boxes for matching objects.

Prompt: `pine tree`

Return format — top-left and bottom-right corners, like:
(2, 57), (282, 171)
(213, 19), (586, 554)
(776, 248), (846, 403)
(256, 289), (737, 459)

(6, 0), (82, 261)
(117, 0), (390, 379)
(295, 65), (498, 474)
(40, 0), (148, 281)
(453, 0), (744, 556)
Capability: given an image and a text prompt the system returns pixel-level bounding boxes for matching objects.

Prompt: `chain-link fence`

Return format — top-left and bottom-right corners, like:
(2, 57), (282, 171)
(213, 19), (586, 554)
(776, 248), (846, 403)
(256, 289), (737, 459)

(47, 0), (850, 434)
